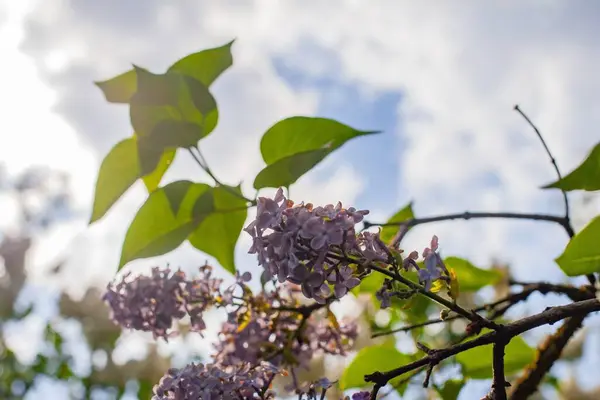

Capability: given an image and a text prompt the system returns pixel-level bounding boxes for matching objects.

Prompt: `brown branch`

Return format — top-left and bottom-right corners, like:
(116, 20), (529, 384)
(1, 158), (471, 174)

(508, 314), (585, 399)
(490, 338), (509, 400)
(367, 263), (500, 331)
(372, 281), (593, 338)
(365, 298), (600, 395)
(363, 211), (570, 246)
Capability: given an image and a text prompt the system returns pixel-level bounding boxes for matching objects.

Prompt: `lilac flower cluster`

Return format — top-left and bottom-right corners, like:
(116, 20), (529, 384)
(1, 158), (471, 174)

(213, 283), (358, 372)
(103, 265), (222, 339)
(245, 188), (390, 303)
(414, 235), (450, 291)
(152, 361), (281, 400)
(374, 236), (450, 308)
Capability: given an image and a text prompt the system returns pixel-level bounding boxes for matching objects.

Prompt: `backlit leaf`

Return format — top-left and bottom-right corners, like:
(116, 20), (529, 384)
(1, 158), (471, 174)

(542, 142), (600, 192)
(95, 41), (233, 104)
(340, 343), (411, 390)
(90, 137), (140, 224)
(168, 40), (234, 86)
(255, 117), (378, 189)
(143, 148), (176, 192)
(119, 181), (212, 269)
(443, 257), (502, 292)
(188, 185), (248, 275)
(380, 203), (414, 245)
(555, 215), (600, 276)
(253, 149), (331, 189)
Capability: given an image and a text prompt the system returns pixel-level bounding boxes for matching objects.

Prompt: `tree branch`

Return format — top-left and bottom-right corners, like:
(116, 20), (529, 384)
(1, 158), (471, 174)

(365, 298), (600, 393)
(490, 339), (508, 400)
(508, 314), (586, 399)
(367, 263), (500, 331)
(363, 211), (571, 246)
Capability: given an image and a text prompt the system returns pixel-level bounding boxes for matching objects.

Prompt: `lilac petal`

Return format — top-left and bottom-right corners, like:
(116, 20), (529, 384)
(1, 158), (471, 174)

(327, 227), (344, 245)
(301, 282), (313, 298)
(290, 264), (309, 281)
(274, 187), (285, 203)
(339, 265), (352, 280)
(306, 271), (324, 288)
(344, 277), (361, 289)
(425, 254), (438, 273)
(301, 217), (324, 238)
(310, 234), (327, 250)
(318, 283), (332, 296)
(334, 283), (348, 298)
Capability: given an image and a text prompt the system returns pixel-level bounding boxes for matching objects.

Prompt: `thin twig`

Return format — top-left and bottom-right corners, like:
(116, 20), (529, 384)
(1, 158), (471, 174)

(365, 298), (600, 391)
(364, 211), (571, 246)
(513, 105), (596, 288)
(187, 147), (257, 206)
(372, 285), (541, 338)
(513, 105), (570, 225)
(367, 263), (500, 331)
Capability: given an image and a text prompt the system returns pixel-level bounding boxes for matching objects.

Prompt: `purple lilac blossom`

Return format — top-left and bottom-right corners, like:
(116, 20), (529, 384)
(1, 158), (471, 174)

(213, 283), (358, 372)
(152, 361), (280, 400)
(245, 188), (389, 303)
(103, 265), (222, 339)
(416, 235), (450, 291)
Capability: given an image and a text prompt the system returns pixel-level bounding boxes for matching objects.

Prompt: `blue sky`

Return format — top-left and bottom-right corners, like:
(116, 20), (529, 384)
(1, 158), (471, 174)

(1, 1), (600, 399)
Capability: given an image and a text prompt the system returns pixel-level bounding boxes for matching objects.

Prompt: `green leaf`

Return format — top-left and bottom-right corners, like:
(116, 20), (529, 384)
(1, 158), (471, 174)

(90, 137), (140, 224)
(119, 181), (212, 269)
(379, 203), (414, 244)
(457, 334), (535, 379)
(340, 343), (411, 390)
(443, 257), (502, 292)
(168, 40), (234, 86)
(260, 116), (378, 165)
(129, 67), (218, 138)
(143, 148), (176, 192)
(542, 142), (600, 191)
(188, 185), (248, 275)
(555, 215), (600, 276)
(130, 68), (218, 175)
(95, 41), (234, 104)
(435, 379), (465, 400)
(254, 117), (378, 189)
(253, 149), (331, 189)
(94, 69), (137, 103)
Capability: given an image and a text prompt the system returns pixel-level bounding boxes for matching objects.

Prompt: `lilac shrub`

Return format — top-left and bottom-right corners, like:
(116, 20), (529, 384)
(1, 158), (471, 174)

(103, 189), (445, 399)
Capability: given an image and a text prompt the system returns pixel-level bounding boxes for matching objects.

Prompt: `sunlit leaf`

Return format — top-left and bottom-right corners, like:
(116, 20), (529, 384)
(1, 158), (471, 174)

(255, 117), (378, 189)
(95, 41), (234, 104)
(448, 268), (460, 301)
(142, 148), (176, 192)
(253, 149), (330, 189)
(457, 333), (535, 379)
(129, 67), (217, 139)
(90, 137), (140, 224)
(188, 185), (248, 275)
(443, 257), (502, 292)
(94, 69), (137, 103)
(119, 181), (212, 269)
(168, 40), (235, 86)
(380, 203), (414, 245)
(542, 142), (600, 191)
(555, 215), (600, 276)
(340, 343), (411, 390)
